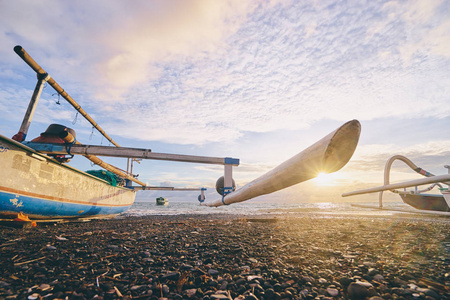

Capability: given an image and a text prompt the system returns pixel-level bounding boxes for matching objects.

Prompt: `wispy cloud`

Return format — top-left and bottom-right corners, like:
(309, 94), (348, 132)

(2, 1), (449, 145)
(380, 0), (450, 61)
(96, 0), (450, 144)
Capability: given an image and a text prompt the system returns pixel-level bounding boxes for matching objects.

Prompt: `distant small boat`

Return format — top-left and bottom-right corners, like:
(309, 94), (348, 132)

(156, 197), (168, 206)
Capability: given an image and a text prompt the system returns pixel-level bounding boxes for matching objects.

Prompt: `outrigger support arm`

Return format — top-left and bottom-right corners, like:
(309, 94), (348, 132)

(342, 174), (450, 197)
(23, 138), (240, 188)
(14, 46), (121, 148)
(378, 155), (440, 208)
(132, 187), (205, 191)
(14, 45), (240, 191)
(13, 45), (239, 190)
(12, 72), (51, 142)
(21, 142), (240, 166)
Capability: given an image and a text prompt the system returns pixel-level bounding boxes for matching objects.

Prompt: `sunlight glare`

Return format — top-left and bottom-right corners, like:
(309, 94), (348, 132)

(313, 172), (339, 186)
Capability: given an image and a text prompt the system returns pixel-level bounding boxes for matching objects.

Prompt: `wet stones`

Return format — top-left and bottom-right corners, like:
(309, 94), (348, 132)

(162, 271), (181, 281)
(326, 287), (339, 297)
(348, 282), (369, 299)
(208, 269), (220, 276)
(0, 215), (449, 300)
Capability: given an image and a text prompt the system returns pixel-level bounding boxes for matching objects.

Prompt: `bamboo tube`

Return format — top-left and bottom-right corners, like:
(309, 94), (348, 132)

(205, 120), (361, 207)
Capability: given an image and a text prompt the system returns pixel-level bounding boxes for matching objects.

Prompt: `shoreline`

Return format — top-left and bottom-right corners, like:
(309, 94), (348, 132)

(1, 214), (449, 299)
(125, 201), (450, 221)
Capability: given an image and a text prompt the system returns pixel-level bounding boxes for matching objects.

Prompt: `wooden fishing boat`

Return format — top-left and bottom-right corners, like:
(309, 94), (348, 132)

(0, 134), (135, 219)
(343, 155), (450, 214)
(1, 45), (362, 221)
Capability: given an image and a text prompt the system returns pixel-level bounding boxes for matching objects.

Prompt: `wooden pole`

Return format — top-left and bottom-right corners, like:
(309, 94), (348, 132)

(14, 45), (120, 147)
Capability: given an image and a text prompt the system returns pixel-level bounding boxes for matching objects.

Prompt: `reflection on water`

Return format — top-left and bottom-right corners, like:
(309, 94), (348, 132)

(315, 202), (338, 210)
(122, 200), (445, 219)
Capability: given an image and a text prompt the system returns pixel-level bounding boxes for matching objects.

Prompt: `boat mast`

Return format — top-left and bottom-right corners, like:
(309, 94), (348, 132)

(13, 46), (120, 147)
(12, 72), (50, 142)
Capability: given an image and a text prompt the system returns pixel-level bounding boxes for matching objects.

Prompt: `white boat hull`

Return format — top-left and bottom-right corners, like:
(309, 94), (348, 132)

(0, 134), (135, 219)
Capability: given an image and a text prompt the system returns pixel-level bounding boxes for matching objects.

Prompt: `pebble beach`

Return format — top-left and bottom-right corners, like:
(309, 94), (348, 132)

(0, 214), (449, 300)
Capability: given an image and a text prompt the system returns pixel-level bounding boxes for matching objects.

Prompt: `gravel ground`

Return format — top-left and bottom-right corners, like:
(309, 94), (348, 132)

(0, 214), (449, 300)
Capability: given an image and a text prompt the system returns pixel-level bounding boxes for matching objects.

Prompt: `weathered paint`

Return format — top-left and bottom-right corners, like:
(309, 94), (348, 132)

(0, 134), (135, 219)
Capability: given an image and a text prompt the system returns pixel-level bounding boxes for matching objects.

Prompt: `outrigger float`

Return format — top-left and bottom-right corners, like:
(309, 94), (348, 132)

(343, 155), (450, 215)
(0, 45), (361, 222)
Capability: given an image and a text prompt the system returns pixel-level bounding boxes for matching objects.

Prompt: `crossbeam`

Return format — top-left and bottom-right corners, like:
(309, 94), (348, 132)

(132, 187), (205, 191)
(342, 174), (450, 197)
(22, 142), (240, 166)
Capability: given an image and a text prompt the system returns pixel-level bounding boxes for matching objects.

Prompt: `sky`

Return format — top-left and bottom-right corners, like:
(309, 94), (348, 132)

(0, 0), (449, 204)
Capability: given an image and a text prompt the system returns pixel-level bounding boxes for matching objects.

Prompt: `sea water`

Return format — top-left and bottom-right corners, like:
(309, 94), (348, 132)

(122, 200), (422, 217)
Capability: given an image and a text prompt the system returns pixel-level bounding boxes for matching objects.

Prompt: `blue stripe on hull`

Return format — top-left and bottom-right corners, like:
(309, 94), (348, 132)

(0, 190), (131, 219)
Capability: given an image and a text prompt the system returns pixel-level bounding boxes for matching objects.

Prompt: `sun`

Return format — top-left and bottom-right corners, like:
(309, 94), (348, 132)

(313, 172), (340, 186)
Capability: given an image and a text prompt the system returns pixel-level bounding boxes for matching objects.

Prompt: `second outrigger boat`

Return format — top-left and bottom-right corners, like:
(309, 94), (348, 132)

(343, 155), (450, 213)
(0, 45), (362, 221)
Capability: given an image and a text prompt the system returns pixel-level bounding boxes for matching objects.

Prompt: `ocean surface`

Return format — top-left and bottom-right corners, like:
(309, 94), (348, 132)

(122, 200), (445, 218)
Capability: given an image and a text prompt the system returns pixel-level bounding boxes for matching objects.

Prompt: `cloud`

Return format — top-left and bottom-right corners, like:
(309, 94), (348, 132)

(339, 139), (450, 190)
(93, 1), (262, 100)
(379, 0), (450, 61)
(96, 0), (449, 145)
(2, 1), (449, 147)
(1, 1), (262, 94)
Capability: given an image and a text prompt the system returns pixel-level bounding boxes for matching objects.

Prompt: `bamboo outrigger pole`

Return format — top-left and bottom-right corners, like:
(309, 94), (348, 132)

(13, 46), (120, 148)
(205, 119), (361, 207)
(342, 174), (450, 197)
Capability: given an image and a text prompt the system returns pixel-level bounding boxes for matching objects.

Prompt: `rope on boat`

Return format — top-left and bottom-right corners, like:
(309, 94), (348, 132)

(14, 46), (120, 148)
